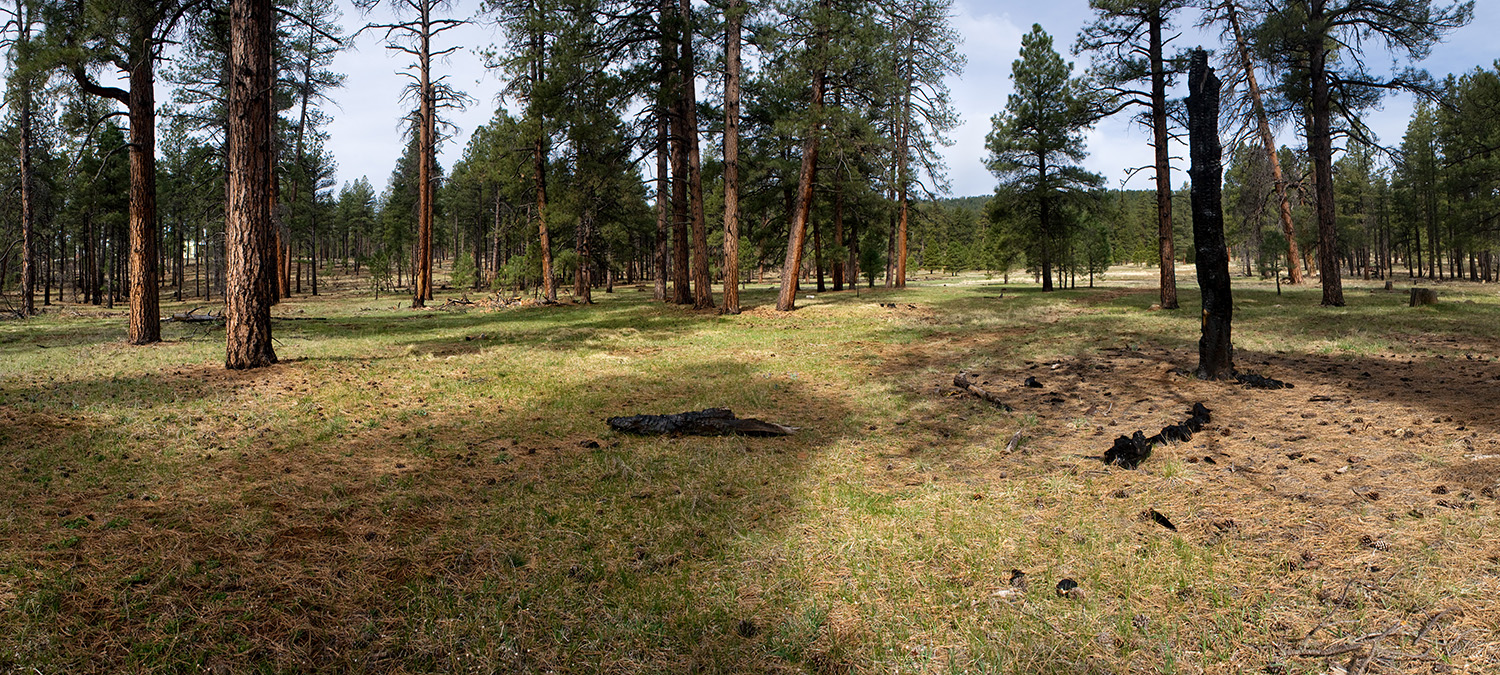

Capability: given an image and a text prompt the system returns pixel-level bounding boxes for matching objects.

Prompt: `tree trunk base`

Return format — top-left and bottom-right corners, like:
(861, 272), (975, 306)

(1409, 288), (1438, 307)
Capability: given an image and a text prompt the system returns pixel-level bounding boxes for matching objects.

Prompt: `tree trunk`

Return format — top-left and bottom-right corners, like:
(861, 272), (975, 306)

(813, 190), (825, 292)
(1224, 0), (1301, 284)
(576, 207), (593, 303)
(127, 50), (161, 344)
(1150, 13), (1177, 309)
(225, 0), (278, 369)
(1188, 51), (1234, 380)
(774, 4), (827, 312)
(679, 0), (714, 309)
(1308, 0), (1343, 306)
(654, 109), (670, 302)
(896, 46), (915, 289)
(722, 0), (742, 314)
(414, 0), (434, 307)
(273, 179), (287, 301)
(830, 165), (846, 291)
(18, 62), (35, 318)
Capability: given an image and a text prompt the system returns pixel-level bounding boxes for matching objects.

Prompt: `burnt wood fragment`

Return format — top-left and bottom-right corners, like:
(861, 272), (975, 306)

(1104, 403), (1214, 469)
(607, 408), (795, 437)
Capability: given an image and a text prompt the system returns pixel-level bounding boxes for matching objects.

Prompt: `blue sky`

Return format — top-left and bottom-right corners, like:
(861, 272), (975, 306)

(322, 0), (1498, 199)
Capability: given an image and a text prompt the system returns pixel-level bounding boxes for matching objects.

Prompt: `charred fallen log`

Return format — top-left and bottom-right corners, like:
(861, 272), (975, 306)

(1105, 403), (1212, 469)
(1235, 373), (1293, 389)
(607, 408), (796, 437)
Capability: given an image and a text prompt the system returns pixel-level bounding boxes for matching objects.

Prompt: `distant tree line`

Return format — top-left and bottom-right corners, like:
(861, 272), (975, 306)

(0, 0), (1489, 340)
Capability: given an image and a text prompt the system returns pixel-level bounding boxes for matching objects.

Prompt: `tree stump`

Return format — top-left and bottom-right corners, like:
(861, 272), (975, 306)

(1409, 288), (1438, 307)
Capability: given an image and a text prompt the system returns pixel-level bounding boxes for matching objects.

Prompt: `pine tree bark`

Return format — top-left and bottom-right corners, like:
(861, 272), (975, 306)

(680, 0), (714, 309)
(127, 54), (161, 343)
(665, 2), (691, 306)
(1150, 13), (1178, 310)
(774, 28), (827, 311)
(670, 100), (691, 304)
(575, 207), (593, 303)
(225, 0), (278, 370)
(1188, 50), (1234, 380)
(1307, 0), (1344, 306)
(273, 178), (287, 301)
(831, 172), (844, 292)
(654, 109), (670, 302)
(18, 66), (35, 318)
(413, 0), (435, 307)
(530, 29), (556, 303)
(895, 33), (917, 289)
(721, 0), (742, 314)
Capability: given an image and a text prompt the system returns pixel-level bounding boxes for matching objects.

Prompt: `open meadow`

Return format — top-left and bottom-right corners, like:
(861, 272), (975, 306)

(2, 268), (1498, 674)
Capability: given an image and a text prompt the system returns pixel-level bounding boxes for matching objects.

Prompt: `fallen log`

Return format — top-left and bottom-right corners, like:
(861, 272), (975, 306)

(164, 307), (223, 323)
(607, 408), (796, 437)
(1235, 372), (1293, 389)
(953, 372), (1013, 411)
(1104, 403), (1212, 469)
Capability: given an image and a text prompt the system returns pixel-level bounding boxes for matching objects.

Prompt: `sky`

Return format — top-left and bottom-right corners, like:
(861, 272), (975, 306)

(320, 0), (1499, 200)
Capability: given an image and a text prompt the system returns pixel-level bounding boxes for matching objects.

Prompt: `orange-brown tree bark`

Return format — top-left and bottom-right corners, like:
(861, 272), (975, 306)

(721, 0), (742, 314)
(774, 1), (829, 312)
(225, 0), (278, 369)
(679, 0), (713, 309)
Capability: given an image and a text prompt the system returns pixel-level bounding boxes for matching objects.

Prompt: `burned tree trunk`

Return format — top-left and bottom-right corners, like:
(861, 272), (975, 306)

(1188, 50), (1233, 381)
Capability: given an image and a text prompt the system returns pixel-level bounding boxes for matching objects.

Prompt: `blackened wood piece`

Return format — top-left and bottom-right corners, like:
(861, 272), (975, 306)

(608, 408), (795, 437)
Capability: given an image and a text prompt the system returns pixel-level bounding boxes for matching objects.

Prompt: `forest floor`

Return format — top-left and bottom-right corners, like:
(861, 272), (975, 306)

(1, 266), (1498, 674)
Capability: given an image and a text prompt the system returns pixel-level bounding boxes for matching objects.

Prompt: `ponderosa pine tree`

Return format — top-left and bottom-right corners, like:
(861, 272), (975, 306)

(1252, 0), (1472, 306)
(48, 0), (207, 343)
(721, 0), (743, 314)
(1435, 67), (1500, 281)
(3, 0), (43, 317)
(1076, 0), (1189, 309)
(283, 0), (345, 298)
(1395, 102), (1441, 279)
(492, 0), (559, 302)
(677, 0), (712, 309)
(986, 24), (1102, 292)
(363, 0), (469, 308)
(224, 0), (277, 369)
(1199, 0), (1303, 284)
(774, 0), (830, 312)
(883, 0), (963, 289)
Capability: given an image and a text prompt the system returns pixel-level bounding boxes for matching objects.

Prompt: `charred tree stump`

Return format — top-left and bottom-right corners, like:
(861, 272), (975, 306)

(1188, 50), (1234, 381)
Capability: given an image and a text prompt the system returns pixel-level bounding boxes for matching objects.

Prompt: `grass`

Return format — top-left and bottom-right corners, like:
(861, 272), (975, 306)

(1, 266), (1498, 673)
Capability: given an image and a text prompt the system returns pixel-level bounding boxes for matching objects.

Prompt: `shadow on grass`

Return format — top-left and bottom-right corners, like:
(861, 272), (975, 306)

(0, 353), (866, 674)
